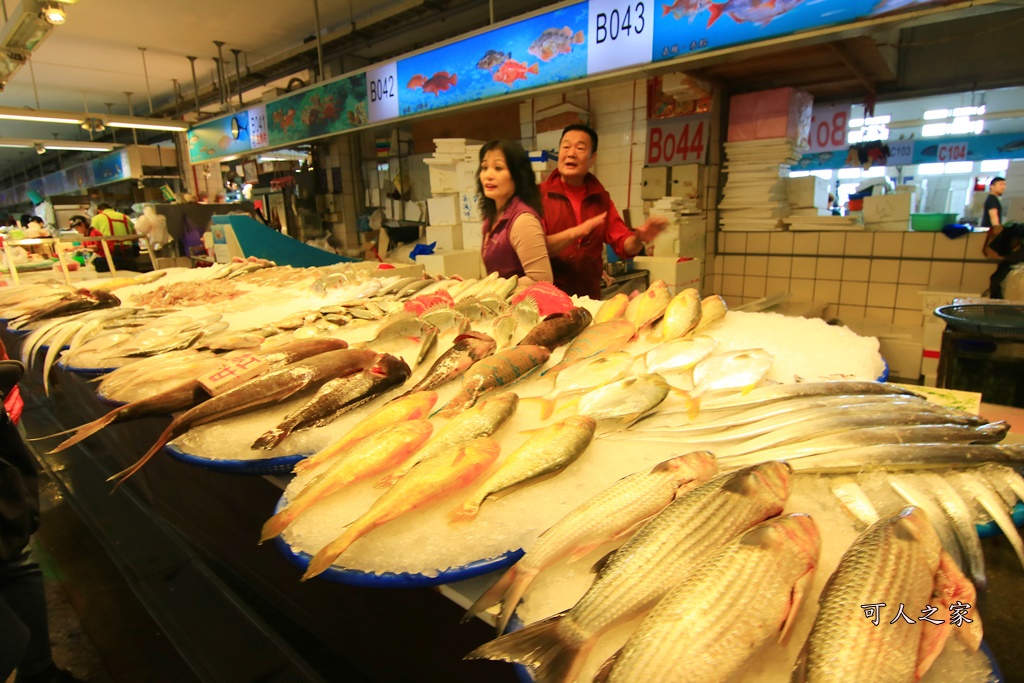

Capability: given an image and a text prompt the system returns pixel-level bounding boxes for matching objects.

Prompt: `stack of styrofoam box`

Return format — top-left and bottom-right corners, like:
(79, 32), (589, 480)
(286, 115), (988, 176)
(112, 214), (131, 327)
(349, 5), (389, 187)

(647, 197), (705, 259)
(863, 192), (912, 232)
(786, 176), (830, 216)
(918, 290), (979, 386)
(424, 138), (483, 256)
(718, 138), (803, 231)
(632, 256), (702, 296)
(530, 150), (558, 185)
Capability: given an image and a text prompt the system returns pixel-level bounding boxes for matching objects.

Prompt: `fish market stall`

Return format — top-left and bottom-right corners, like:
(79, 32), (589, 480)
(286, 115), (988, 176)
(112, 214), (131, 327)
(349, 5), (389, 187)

(3, 265), (1023, 682)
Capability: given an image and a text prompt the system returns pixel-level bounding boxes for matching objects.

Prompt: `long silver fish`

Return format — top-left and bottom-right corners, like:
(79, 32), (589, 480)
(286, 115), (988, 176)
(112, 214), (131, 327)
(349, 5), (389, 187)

(697, 380), (922, 413)
(450, 415), (596, 522)
(599, 514), (820, 683)
(463, 451), (719, 635)
(786, 443), (1024, 473)
(467, 462), (792, 683)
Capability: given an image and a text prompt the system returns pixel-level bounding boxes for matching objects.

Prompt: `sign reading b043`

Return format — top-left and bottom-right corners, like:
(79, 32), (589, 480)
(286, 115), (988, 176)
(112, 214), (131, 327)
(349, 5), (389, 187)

(587, 0), (653, 77)
(647, 115), (709, 166)
(366, 62), (399, 123)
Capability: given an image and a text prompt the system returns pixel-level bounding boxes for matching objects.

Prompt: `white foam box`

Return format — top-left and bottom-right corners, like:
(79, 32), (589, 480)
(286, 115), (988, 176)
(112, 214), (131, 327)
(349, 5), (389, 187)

(416, 249), (482, 279)
(425, 224), (463, 252)
(427, 195), (460, 226)
(632, 256), (702, 296)
(424, 161), (458, 194)
(460, 192), (483, 222)
(461, 221), (483, 249)
(641, 167), (670, 200)
(863, 193), (912, 223)
(786, 176), (829, 209)
(455, 161), (477, 191)
(879, 338), (923, 380)
(865, 219), (911, 232)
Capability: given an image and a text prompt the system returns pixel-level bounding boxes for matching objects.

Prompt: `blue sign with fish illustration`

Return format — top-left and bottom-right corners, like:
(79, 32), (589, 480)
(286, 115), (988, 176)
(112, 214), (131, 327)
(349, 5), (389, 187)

(91, 150), (130, 186)
(188, 111), (255, 164)
(265, 74), (368, 146)
(652, 0), (961, 63)
(396, 4), (588, 117)
(795, 131), (1024, 171)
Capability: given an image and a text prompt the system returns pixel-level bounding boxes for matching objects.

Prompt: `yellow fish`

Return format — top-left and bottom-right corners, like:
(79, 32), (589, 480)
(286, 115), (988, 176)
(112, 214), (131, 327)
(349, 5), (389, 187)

(628, 280), (671, 331)
(648, 287), (702, 342)
(593, 293), (629, 324)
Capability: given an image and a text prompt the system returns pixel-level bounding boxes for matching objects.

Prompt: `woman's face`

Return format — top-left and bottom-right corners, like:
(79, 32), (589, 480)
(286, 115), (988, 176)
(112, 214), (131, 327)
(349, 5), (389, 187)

(480, 149), (515, 210)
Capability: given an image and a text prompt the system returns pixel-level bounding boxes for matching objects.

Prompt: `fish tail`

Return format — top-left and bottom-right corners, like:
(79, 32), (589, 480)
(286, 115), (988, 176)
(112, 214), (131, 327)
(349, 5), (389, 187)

(466, 611), (588, 683)
(106, 435), (168, 489)
(449, 498), (482, 523)
(686, 391), (701, 419)
(252, 427), (289, 451)
(302, 529), (358, 580)
(520, 396), (556, 420)
(260, 505), (299, 543)
(495, 572), (534, 636)
(663, 3), (671, 15)
(529, 63), (539, 74)
(48, 407), (124, 453)
(462, 565), (518, 624)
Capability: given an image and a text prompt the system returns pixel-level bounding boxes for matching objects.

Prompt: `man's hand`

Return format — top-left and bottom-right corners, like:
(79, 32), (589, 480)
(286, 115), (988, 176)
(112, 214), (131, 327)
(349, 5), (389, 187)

(575, 212), (608, 240)
(634, 216), (669, 243)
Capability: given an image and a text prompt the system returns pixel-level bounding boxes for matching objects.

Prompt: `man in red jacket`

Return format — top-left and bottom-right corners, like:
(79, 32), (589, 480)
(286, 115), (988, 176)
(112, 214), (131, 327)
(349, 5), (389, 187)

(540, 124), (667, 298)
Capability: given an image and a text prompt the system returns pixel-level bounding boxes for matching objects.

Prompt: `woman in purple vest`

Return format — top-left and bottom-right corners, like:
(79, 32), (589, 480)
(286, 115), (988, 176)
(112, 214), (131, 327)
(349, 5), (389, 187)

(478, 140), (553, 288)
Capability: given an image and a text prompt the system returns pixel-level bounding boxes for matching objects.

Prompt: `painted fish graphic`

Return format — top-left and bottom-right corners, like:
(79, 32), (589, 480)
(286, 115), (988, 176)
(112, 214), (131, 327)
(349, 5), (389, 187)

(493, 58), (539, 87)
(527, 27), (585, 62)
(407, 74), (426, 90)
(477, 50), (511, 71)
(997, 138), (1024, 153)
(422, 71), (458, 96)
(725, 0), (806, 26)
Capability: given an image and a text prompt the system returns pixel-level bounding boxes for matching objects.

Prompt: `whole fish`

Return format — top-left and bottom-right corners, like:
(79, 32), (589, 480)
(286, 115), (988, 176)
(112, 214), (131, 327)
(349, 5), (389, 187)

(380, 392), (519, 487)
(108, 348), (381, 485)
(643, 336), (716, 375)
(593, 293), (629, 324)
(517, 307), (592, 351)
(693, 294), (728, 333)
(455, 272), (500, 301)
(11, 289), (121, 330)
(725, 0), (806, 26)
(627, 280), (672, 331)
(259, 420), (434, 542)
(492, 314), (517, 348)
(512, 296), (541, 328)
(528, 26), (585, 62)
(46, 339), (351, 453)
(794, 507), (982, 682)
(464, 451), (719, 635)
(784, 443), (1024, 474)
(421, 308), (471, 337)
(600, 514), (820, 683)
(529, 351), (635, 420)
(403, 332), (497, 395)
(450, 415), (596, 522)
(467, 462), (793, 683)
(251, 353), (411, 450)
(696, 380), (921, 413)
(292, 391), (438, 475)
(648, 287), (701, 342)
(302, 437), (500, 580)
(439, 345), (550, 417)
(87, 270), (168, 291)
(689, 348), (774, 411)
(359, 314), (439, 367)
(572, 373), (671, 422)
(541, 319), (635, 378)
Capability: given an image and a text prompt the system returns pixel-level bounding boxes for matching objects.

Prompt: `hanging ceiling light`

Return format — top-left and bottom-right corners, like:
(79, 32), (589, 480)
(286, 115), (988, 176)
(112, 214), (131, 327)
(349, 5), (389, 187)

(34, 142), (46, 154)
(80, 117), (105, 133)
(39, 3), (66, 25)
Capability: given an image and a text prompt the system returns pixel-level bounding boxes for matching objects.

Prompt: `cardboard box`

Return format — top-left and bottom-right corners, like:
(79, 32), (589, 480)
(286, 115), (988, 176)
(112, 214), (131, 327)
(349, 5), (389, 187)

(426, 162), (458, 194)
(641, 167), (670, 200)
(865, 219), (911, 232)
(427, 195), (460, 226)
(459, 192), (483, 222)
(425, 224), (463, 252)
(863, 193), (912, 223)
(727, 87), (813, 146)
(632, 256), (702, 296)
(786, 176), (829, 209)
(461, 221), (483, 249)
(415, 249), (482, 279)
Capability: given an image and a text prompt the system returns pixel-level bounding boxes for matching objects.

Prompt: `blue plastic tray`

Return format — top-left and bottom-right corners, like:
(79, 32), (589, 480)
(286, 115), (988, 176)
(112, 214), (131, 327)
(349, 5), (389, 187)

(164, 442), (305, 475)
(877, 359), (889, 383)
(271, 495), (523, 587)
(976, 502), (1024, 539)
(56, 360), (118, 377)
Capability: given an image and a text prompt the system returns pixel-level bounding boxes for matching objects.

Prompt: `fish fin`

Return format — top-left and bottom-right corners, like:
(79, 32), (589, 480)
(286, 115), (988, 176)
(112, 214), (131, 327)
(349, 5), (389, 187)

(260, 506), (297, 543)
(48, 408), (123, 453)
(686, 393), (702, 419)
(252, 428), (288, 451)
(662, 3), (670, 15)
(932, 551), (983, 652)
(593, 648), (623, 683)
(449, 500), (482, 523)
(591, 548), (617, 574)
(564, 540), (605, 564)
(554, 395), (579, 415)
(791, 639), (810, 683)
(451, 73), (458, 85)
(573, 30), (584, 44)
(707, 2), (725, 27)
(914, 618), (952, 681)
(462, 566), (518, 625)
(465, 610), (589, 683)
(520, 396), (556, 421)
(529, 63), (539, 74)
(779, 566), (815, 644)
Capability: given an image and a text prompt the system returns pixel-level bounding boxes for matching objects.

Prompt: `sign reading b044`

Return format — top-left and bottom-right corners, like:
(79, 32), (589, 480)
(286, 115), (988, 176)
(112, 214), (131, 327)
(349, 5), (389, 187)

(647, 115), (709, 166)
(587, 0), (652, 77)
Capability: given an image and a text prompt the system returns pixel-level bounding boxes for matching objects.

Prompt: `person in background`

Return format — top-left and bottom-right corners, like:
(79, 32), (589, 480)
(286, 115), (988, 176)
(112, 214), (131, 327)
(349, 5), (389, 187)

(0, 342), (83, 683)
(979, 177), (1023, 298)
(90, 203), (135, 272)
(981, 177), (1006, 258)
(68, 216), (99, 251)
(540, 124), (667, 299)
(478, 140), (553, 288)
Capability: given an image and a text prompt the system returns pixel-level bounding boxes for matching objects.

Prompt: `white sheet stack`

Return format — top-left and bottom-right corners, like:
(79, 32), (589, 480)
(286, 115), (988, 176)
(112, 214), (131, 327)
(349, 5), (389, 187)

(647, 196), (706, 258)
(424, 138), (484, 250)
(718, 138), (804, 231)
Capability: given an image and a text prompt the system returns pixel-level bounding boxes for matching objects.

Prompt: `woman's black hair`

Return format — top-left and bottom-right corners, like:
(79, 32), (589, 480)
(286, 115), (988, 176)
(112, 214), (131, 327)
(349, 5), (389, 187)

(476, 140), (543, 227)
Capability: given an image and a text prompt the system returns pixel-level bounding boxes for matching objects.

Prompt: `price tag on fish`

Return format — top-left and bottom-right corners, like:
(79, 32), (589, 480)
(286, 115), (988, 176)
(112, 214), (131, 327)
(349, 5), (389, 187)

(366, 62), (400, 123)
(587, 0), (653, 77)
(199, 353), (271, 396)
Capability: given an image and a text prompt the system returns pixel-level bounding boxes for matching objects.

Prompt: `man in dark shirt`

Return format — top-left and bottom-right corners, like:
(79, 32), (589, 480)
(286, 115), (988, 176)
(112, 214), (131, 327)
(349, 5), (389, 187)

(981, 176), (1005, 258)
(980, 177), (1023, 298)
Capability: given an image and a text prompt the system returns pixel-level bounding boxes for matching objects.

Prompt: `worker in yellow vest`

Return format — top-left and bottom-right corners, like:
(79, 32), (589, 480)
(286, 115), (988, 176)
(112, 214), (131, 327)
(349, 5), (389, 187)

(90, 203), (136, 272)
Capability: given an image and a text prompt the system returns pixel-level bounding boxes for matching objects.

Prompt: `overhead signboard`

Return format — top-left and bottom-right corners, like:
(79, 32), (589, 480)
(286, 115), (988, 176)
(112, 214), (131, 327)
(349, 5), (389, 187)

(796, 131), (1024, 171)
(184, 0), (987, 165)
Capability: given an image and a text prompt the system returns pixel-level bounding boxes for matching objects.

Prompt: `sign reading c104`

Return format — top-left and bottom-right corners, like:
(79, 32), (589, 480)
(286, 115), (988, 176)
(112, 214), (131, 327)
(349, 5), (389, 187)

(367, 62), (399, 123)
(587, 0), (653, 77)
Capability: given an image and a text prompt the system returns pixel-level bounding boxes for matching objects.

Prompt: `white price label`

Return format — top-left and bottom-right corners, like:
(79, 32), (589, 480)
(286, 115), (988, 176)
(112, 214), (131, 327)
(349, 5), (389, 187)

(367, 62), (399, 123)
(249, 105), (269, 149)
(887, 139), (914, 166)
(587, 0), (652, 77)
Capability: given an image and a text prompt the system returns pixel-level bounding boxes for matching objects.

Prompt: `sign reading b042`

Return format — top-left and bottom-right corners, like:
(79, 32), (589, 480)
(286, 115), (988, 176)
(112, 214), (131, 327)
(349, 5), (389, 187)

(587, 0), (652, 77)
(366, 62), (399, 123)
(647, 114), (709, 166)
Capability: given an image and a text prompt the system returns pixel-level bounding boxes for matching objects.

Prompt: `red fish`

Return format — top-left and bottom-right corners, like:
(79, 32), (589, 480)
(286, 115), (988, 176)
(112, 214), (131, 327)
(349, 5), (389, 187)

(403, 289), (454, 316)
(492, 58), (539, 86)
(510, 282), (574, 317)
(422, 71), (458, 96)
(725, 0), (805, 25)
(662, 0), (726, 27)
(407, 74), (426, 90)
